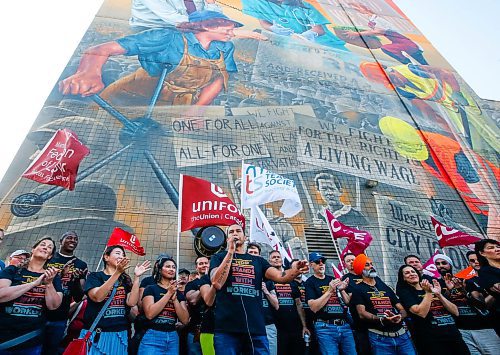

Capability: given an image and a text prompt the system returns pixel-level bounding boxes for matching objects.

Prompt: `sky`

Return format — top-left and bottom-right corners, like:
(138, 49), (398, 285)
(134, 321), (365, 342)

(0, 0), (499, 183)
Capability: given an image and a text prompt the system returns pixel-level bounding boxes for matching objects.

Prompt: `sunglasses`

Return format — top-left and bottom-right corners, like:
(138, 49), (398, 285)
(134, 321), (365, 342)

(312, 259), (326, 265)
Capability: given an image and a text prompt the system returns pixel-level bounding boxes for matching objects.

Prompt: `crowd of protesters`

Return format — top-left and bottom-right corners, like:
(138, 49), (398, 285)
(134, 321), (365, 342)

(0, 225), (498, 355)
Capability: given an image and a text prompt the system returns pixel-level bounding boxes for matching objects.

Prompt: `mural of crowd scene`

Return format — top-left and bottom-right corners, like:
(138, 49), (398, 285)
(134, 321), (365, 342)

(0, 0), (498, 282)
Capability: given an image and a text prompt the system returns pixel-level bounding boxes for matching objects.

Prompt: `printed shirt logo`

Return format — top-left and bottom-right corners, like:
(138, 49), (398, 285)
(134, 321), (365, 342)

(155, 293), (177, 325)
(320, 285), (343, 314)
(5, 275), (45, 318)
(227, 258), (259, 297)
(423, 294), (455, 326)
(104, 286), (127, 319)
(368, 290), (393, 317)
(275, 284), (294, 307)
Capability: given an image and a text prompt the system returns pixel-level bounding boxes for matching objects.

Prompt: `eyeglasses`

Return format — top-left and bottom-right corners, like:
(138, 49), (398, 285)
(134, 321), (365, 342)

(468, 258), (477, 263)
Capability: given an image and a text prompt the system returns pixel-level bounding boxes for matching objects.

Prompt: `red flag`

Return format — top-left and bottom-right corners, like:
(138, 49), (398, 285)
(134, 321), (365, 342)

(326, 209), (373, 252)
(431, 216), (481, 248)
(455, 266), (477, 280)
(22, 129), (89, 190)
(180, 175), (245, 232)
(422, 251), (441, 279)
(107, 228), (145, 256)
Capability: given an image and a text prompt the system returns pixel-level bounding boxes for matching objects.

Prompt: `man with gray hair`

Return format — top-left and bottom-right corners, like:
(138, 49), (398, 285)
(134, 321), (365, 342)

(433, 253), (500, 354)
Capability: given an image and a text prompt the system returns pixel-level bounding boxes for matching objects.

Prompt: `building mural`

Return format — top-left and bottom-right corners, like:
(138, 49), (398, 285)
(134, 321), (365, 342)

(0, 0), (498, 284)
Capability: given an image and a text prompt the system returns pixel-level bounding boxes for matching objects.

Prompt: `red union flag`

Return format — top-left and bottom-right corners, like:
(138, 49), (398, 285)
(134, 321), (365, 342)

(22, 129), (90, 190)
(180, 175), (245, 232)
(325, 209), (373, 250)
(107, 228), (145, 256)
(431, 216), (481, 248)
(455, 266), (477, 280)
(422, 251), (441, 279)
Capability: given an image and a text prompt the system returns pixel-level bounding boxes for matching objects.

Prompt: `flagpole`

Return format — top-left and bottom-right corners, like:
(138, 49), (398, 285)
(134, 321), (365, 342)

(325, 208), (347, 274)
(95, 246), (107, 272)
(240, 159), (245, 213)
(176, 174), (184, 279)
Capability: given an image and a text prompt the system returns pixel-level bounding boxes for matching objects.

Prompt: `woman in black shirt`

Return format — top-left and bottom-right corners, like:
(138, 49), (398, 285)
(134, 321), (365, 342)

(396, 265), (469, 355)
(139, 256), (189, 354)
(0, 237), (63, 354)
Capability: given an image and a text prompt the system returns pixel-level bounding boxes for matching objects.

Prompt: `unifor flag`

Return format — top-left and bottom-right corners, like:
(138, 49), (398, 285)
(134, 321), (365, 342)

(422, 251), (441, 279)
(326, 208), (373, 253)
(454, 266), (477, 280)
(249, 206), (291, 262)
(180, 175), (245, 232)
(431, 216), (481, 248)
(241, 163), (302, 218)
(22, 129), (90, 190)
(107, 227), (146, 256)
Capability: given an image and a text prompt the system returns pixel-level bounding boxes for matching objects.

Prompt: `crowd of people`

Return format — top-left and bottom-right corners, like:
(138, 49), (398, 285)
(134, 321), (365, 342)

(0, 225), (498, 355)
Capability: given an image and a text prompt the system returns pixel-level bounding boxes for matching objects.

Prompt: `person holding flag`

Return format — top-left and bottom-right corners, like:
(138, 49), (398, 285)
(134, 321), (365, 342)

(82, 245), (151, 354)
(209, 223), (308, 354)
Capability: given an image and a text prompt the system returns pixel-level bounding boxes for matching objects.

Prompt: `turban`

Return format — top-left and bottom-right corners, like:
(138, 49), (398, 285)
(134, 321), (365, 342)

(353, 254), (370, 275)
(433, 254), (453, 266)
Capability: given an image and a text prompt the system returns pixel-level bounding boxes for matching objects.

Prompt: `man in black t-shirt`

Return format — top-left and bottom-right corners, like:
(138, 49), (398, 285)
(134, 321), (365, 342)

(350, 253), (416, 354)
(434, 253), (500, 354)
(44, 231), (88, 355)
(305, 252), (355, 355)
(185, 256), (211, 355)
(269, 250), (310, 355)
(210, 223), (308, 355)
(247, 243), (279, 355)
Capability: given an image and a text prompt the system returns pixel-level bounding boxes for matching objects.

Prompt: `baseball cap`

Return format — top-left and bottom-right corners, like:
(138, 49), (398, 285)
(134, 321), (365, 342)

(178, 268), (191, 275)
(188, 10), (244, 28)
(309, 252), (326, 263)
(156, 253), (172, 261)
(10, 250), (31, 258)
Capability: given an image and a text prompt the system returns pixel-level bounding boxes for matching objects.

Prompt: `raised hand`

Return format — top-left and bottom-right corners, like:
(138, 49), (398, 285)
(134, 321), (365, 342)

(443, 273), (454, 290)
(431, 279), (442, 294)
(61, 258), (76, 279)
(227, 234), (237, 253)
(337, 278), (349, 291)
(43, 267), (59, 285)
(116, 258), (131, 274)
(421, 279), (432, 293)
(294, 260), (309, 274)
(134, 260), (152, 277)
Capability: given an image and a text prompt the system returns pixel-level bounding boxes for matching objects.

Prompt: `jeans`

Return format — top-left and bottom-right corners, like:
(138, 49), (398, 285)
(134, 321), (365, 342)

(214, 332), (269, 355)
(459, 329), (500, 355)
(138, 329), (179, 355)
(187, 332), (202, 355)
(42, 320), (66, 355)
(314, 322), (357, 355)
(265, 324), (277, 355)
(368, 331), (416, 355)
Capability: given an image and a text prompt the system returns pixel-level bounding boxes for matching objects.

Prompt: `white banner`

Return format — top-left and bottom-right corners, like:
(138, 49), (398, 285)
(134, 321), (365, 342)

(249, 206), (291, 262)
(241, 163), (302, 218)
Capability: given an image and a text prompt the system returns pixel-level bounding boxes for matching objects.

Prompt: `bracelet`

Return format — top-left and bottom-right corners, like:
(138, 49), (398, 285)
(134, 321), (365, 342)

(379, 317), (384, 326)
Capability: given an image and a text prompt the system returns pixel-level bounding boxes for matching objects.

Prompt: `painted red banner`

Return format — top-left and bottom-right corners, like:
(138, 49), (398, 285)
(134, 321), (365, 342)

(107, 227), (145, 256)
(431, 216), (481, 248)
(180, 175), (245, 232)
(22, 129), (89, 190)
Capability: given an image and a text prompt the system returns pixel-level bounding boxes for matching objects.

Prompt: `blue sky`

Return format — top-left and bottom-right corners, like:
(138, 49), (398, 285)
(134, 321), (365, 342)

(0, 0), (498, 182)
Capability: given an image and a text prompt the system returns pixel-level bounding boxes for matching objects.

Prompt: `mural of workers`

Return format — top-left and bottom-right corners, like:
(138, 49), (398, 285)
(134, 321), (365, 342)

(241, 0), (348, 50)
(360, 62), (500, 156)
(59, 11), (243, 106)
(312, 171), (369, 228)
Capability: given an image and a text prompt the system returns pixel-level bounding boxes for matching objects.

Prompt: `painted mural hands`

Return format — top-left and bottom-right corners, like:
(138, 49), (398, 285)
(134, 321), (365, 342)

(270, 21), (294, 36)
(59, 71), (105, 97)
(233, 29), (269, 41)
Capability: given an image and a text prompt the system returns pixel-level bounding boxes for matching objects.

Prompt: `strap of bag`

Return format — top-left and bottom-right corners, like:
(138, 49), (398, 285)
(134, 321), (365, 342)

(87, 281), (119, 334)
(0, 329), (42, 350)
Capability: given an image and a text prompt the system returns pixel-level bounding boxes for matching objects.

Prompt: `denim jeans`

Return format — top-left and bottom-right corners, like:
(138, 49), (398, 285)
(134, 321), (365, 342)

(186, 332), (202, 355)
(368, 331), (416, 355)
(138, 329), (179, 355)
(314, 322), (357, 355)
(265, 324), (277, 355)
(214, 332), (269, 355)
(43, 320), (67, 355)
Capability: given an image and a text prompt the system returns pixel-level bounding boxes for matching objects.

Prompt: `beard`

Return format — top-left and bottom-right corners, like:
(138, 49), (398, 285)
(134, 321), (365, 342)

(362, 269), (378, 278)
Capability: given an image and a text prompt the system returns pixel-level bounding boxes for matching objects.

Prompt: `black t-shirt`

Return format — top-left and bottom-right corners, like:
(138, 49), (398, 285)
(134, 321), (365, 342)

(305, 275), (346, 321)
(46, 252), (88, 321)
(397, 285), (458, 340)
(0, 266), (63, 347)
(274, 281), (302, 332)
(197, 274), (216, 333)
(142, 284), (186, 332)
(351, 279), (403, 332)
(293, 279), (314, 327)
(83, 271), (132, 332)
(140, 275), (156, 290)
(185, 278), (203, 332)
(342, 273), (365, 330)
(262, 280), (276, 325)
(478, 265), (500, 300)
(209, 251), (271, 335)
(445, 285), (491, 330)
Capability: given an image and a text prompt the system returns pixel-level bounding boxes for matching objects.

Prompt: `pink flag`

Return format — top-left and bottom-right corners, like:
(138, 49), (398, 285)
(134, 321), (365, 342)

(431, 216), (481, 248)
(326, 209), (373, 252)
(422, 251), (441, 279)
